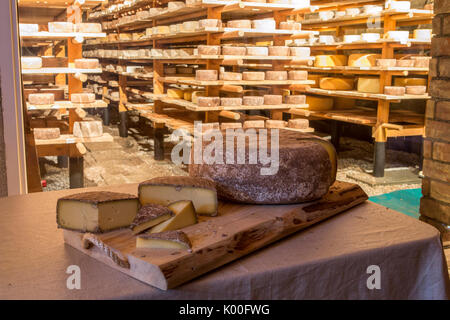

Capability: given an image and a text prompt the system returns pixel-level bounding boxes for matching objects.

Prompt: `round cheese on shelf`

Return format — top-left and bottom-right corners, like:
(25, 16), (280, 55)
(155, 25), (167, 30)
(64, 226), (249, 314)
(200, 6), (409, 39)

(196, 70), (218, 81)
(265, 120), (286, 129)
(19, 24), (39, 33)
(48, 22), (74, 33)
(71, 93), (95, 103)
(345, 8), (361, 16)
(319, 35), (335, 44)
(396, 60), (415, 67)
(197, 97), (220, 108)
(34, 128), (60, 140)
(320, 77), (354, 90)
(265, 71), (288, 81)
(288, 119), (309, 129)
(199, 19), (222, 28)
(384, 86), (406, 96)
(189, 130), (337, 204)
(75, 59), (99, 69)
(412, 57), (431, 68)
(386, 31), (409, 42)
(243, 96), (264, 106)
(221, 123), (242, 130)
(285, 95), (306, 104)
(243, 72), (265, 81)
(198, 45), (221, 55)
(319, 11), (335, 20)
(343, 35), (361, 43)
(73, 121), (103, 138)
(268, 46), (290, 56)
(252, 19), (276, 30)
(227, 20), (252, 29)
(348, 54), (381, 67)
(28, 93), (55, 105)
(182, 21), (199, 31)
(376, 59), (397, 68)
(363, 5), (383, 14)
(246, 47), (269, 56)
(306, 96), (334, 110)
(279, 21), (301, 30)
(387, 1), (411, 11)
(264, 95), (283, 105)
(314, 55), (348, 67)
(222, 46), (247, 55)
(413, 29), (432, 41)
(220, 97), (242, 106)
(357, 77), (380, 93)
(243, 120), (265, 129)
(75, 23), (102, 33)
(167, 88), (184, 99)
(289, 47), (311, 57)
(219, 72), (242, 81)
(191, 91), (206, 103)
(394, 77), (427, 86)
(406, 85), (427, 95)
(21, 57), (42, 69)
(361, 33), (381, 42)
(183, 90), (193, 101)
(288, 70), (308, 80)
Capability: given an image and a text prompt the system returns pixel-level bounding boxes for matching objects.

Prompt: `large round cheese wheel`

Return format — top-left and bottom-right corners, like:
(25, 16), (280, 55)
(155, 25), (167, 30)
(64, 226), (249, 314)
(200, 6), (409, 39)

(220, 97), (242, 106)
(252, 19), (276, 30)
(198, 45), (221, 55)
(196, 70), (218, 81)
(199, 19), (222, 28)
(268, 46), (290, 56)
(219, 72), (242, 81)
(189, 130), (337, 204)
(222, 46), (247, 55)
(243, 72), (265, 81)
(357, 77), (380, 93)
(279, 21), (301, 30)
(314, 55), (347, 67)
(227, 20), (252, 29)
(243, 120), (265, 129)
(264, 95), (282, 105)
(265, 71), (287, 81)
(348, 54), (381, 67)
(243, 96), (264, 106)
(320, 77), (354, 90)
(247, 47), (269, 56)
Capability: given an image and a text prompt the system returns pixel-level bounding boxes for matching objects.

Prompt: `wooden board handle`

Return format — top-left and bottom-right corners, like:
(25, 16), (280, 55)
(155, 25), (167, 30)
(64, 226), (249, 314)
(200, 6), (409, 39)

(82, 233), (130, 269)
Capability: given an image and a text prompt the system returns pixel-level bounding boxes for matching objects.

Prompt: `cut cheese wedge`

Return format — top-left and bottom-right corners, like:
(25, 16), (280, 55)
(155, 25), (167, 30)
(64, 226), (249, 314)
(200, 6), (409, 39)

(138, 176), (218, 216)
(137, 230), (192, 250)
(149, 200), (197, 233)
(57, 192), (139, 233)
(319, 77), (354, 90)
(130, 204), (174, 235)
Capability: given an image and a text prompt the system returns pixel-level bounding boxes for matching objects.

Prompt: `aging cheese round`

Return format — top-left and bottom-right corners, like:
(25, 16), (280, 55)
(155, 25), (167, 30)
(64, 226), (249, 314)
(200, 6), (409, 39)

(243, 120), (265, 129)
(22, 57), (42, 69)
(279, 21), (301, 30)
(220, 97), (242, 106)
(264, 95), (283, 105)
(75, 59), (99, 69)
(219, 72), (242, 81)
(227, 20), (252, 29)
(197, 97), (220, 108)
(396, 60), (415, 67)
(406, 85), (427, 95)
(348, 54), (381, 67)
(182, 21), (199, 31)
(288, 119), (309, 129)
(191, 91), (206, 103)
(196, 70), (218, 81)
(75, 23), (102, 33)
(243, 96), (264, 106)
(361, 33), (381, 42)
(28, 93), (55, 105)
(320, 77), (354, 90)
(265, 71), (288, 81)
(386, 31), (409, 41)
(413, 29), (432, 41)
(189, 130), (337, 204)
(19, 23), (39, 33)
(34, 128), (60, 140)
(314, 55), (348, 67)
(246, 47), (269, 56)
(357, 77), (380, 93)
(198, 45), (221, 55)
(243, 72), (265, 81)
(384, 86), (406, 96)
(394, 77), (427, 86)
(412, 57), (431, 68)
(285, 95), (306, 104)
(48, 22), (74, 33)
(199, 19), (222, 28)
(167, 88), (184, 99)
(306, 96), (334, 110)
(268, 46), (290, 56)
(73, 121), (103, 138)
(252, 19), (276, 30)
(343, 35), (361, 43)
(222, 46), (247, 55)
(288, 70), (308, 80)
(289, 47), (311, 57)
(265, 120), (287, 129)
(71, 93), (95, 103)
(376, 59), (397, 68)
(221, 123), (242, 130)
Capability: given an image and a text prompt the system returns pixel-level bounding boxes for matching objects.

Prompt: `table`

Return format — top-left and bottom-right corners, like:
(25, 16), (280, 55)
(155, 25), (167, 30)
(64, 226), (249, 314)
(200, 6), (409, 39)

(0, 184), (449, 300)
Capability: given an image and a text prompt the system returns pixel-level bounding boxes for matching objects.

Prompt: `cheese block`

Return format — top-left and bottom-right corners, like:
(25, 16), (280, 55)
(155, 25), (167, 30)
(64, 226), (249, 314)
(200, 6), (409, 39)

(227, 20), (252, 29)
(396, 60), (415, 67)
(406, 85), (427, 95)
(333, 97), (356, 109)
(139, 176), (218, 216)
(361, 33), (381, 42)
(348, 54), (381, 67)
(357, 77), (380, 93)
(199, 19), (221, 28)
(48, 22), (73, 33)
(148, 200), (197, 233)
(242, 72), (265, 81)
(268, 46), (289, 56)
(394, 77), (427, 86)
(264, 95), (283, 105)
(320, 77), (354, 90)
(288, 70), (308, 80)
(57, 192), (139, 233)
(198, 45), (221, 55)
(386, 31), (409, 42)
(279, 21), (301, 30)
(34, 128), (60, 140)
(243, 120), (265, 129)
(191, 91), (206, 103)
(306, 96), (334, 110)
(265, 71), (287, 81)
(71, 93), (95, 103)
(41, 56), (68, 68)
(413, 29), (432, 41)
(412, 57), (431, 68)
(196, 70), (218, 81)
(221, 97), (242, 106)
(40, 88), (65, 101)
(343, 35), (361, 43)
(376, 59), (397, 68)
(19, 24), (39, 33)
(75, 59), (99, 69)
(137, 230), (192, 250)
(288, 119), (309, 129)
(189, 130), (337, 204)
(221, 122), (242, 130)
(384, 86), (406, 96)
(73, 121), (103, 138)
(167, 88), (184, 99)
(252, 19), (276, 30)
(22, 57), (42, 69)
(222, 46), (246, 55)
(28, 93), (54, 105)
(219, 72), (242, 81)
(182, 21), (199, 31)
(289, 47), (311, 57)
(243, 96), (264, 106)
(168, 1), (186, 10)
(285, 95), (306, 104)
(75, 23), (102, 33)
(314, 55), (347, 67)
(387, 1), (411, 11)
(265, 120), (286, 129)
(247, 47), (269, 56)
(130, 204), (174, 235)
(197, 97), (220, 108)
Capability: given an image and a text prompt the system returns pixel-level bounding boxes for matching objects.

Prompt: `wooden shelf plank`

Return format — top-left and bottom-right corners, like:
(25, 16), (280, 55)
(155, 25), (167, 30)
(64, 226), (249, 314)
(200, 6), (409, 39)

(294, 39), (431, 50)
(305, 88), (430, 101)
(20, 32), (107, 40)
(35, 133), (114, 146)
(22, 68), (103, 75)
(27, 100), (108, 111)
(165, 78), (315, 86)
(291, 66), (429, 76)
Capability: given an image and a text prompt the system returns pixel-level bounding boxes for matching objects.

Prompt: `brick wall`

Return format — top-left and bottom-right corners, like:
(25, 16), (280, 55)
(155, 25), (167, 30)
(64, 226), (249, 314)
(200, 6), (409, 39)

(420, 0), (450, 241)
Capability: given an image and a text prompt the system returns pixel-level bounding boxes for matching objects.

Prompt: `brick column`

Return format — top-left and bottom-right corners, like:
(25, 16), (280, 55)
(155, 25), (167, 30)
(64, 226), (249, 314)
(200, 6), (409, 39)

(420, 0), (450, 241)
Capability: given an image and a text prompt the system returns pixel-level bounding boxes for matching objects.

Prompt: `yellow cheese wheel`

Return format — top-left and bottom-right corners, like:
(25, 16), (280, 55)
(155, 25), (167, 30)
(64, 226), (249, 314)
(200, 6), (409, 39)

(306, 96), (334, 111)
(394, 77), (427, 87)
(333, 97), (356, 110)
(348, 54), (382, 67)
(183, 90), (193, 101)
(357, 77), (380, 93)
(319, 77), (354, 90)
(314, 55), (348, 67)
(167, 88), (184, 99)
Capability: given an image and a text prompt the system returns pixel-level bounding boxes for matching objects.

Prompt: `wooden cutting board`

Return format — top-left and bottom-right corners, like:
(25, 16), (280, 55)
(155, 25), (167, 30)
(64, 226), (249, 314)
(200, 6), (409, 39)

(64, 181), (367, 290)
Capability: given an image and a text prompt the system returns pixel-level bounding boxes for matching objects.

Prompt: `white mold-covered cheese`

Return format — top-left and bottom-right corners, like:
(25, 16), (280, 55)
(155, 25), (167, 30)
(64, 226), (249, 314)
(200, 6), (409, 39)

(285, 95), (306, 104)
(288, 119), (309, 129)
(71, 93), (96, 103)
(264, 95), (283, 105)
(199, 19), (222, 28)
(384, 86), (406, 96)
(198, 45), (221, 55)
(243, 96), (264, 106)
(219, 72), (242, 81)
(289, 47), (311, 57)
(252, 19), (276, 30)
(73, 121), (103, 138)
(268, 46), (289, 56)
(28, 93), (55, 105)
(220, 97), (242, 106)
(22, 57), (42, 69)
(34, 128), (60, 140)
(19, 24), (39, 33)
(243, 72), (265, 81)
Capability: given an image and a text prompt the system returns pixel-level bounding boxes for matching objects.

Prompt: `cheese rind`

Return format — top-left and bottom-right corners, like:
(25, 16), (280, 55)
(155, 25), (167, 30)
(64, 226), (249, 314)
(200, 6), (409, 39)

(243, 96), (264, 106)
(71, 93), (95, 103)
(376, 59), (397, 68)
(357, 77), (380, 93)
(265, 71), (288, 81)
(221, 97), (242, 106)
(320, 77), (354, 90)
(130, 204), (174, 235)
(289, 47), (311, 57)
(314, 55), (347, 67)
(264, 95), (283, 105)
(137, 230), (192, 249)
(285, 95), (306, 104)
(247, 47), (269, 56)
(75, 23), (102, 33)
(406, 85), (427, 95)
(48, 22), (74, 33)
(75, 59), (99, 69)
(243, 120), (265, 129)
(252, 19), (276, 30)
(265, 120), (286, 128)
(196, 70), (218, 81)
(28, 93), (54, 105)
(227, 20), (252, 29)
(56, 192), (139, 233)
(268, 46), (290, 56)
(219, 72), (242, 81)
(222, 46), (246, 55)
(306, 96), (334, 110)
(198, 45), (221, 55)
(279, 21), (301, 30)
(396, 60), (415, 67)
(138, 176), (218, 216)
(73, 121), (103, 138)
(288, 119), (309, 129)
(167, 88), (184, 99)
(149, 201), (198, 233)
(384, 86), (406, 96)
(199, 19), (222, 28)
(242, 72), (265, 81)
(221, 122), (242, 130)
(288, 70), (308, 80)
(34, 128), (60, 140)
(197, 97), (220, 108)
(19, 24), (39, 33)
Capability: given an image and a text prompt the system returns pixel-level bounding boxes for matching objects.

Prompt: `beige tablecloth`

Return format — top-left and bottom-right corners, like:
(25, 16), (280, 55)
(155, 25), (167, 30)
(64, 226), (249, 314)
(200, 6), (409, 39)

(0, 184), (449, 300)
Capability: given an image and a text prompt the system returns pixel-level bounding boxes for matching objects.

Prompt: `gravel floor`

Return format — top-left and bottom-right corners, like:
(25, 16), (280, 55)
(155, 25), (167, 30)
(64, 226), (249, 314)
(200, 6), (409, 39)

(40, 123), (421, 197)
